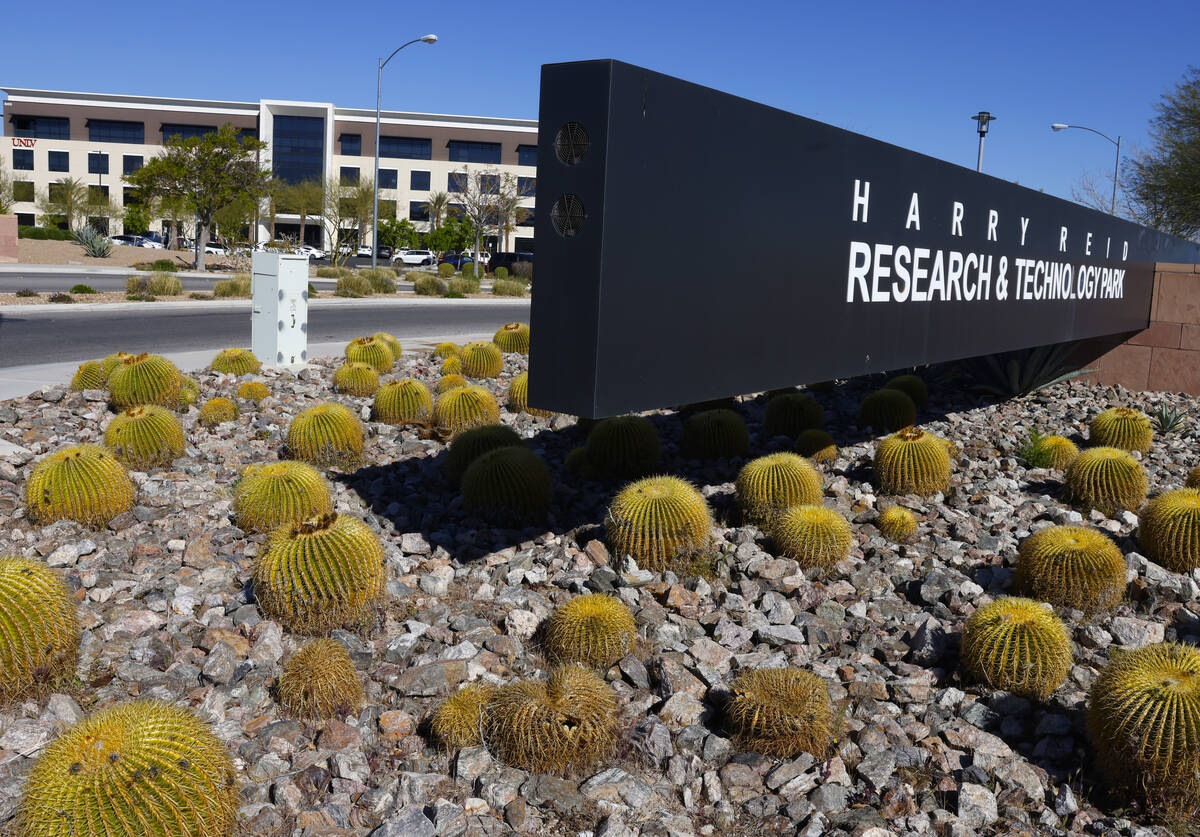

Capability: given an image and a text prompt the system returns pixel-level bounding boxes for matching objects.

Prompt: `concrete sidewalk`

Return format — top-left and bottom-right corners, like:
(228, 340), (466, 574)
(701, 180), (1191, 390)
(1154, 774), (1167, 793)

(0, 263), (239, 279)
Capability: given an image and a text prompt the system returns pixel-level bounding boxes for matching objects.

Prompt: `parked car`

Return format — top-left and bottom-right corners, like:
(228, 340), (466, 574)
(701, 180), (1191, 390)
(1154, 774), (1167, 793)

(462, 249), (491, 265)
(391, 249), (436, 267)
(204, 241), (228, 255)
(489, 251), (534, 273)
(438, 253), (476, 270)
(139, 236), (165, 249)
(296, 244), (328, 260)
(110, 234), (142, 246)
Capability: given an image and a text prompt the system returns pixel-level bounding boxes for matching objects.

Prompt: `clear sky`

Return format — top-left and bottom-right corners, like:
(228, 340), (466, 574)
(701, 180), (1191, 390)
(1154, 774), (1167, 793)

(3, 0), (1195, 207)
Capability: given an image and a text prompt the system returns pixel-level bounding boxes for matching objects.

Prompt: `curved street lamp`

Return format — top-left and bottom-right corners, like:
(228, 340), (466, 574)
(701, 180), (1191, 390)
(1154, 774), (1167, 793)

(1050, 123), (1121, 215)
(373, 34), (438, 270)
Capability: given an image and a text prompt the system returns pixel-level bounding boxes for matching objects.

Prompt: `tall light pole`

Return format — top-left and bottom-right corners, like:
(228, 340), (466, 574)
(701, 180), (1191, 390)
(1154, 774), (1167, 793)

(1051, 123), (1122, 215)
(373, 33), (438, 270)
(971, 111), (996, 172)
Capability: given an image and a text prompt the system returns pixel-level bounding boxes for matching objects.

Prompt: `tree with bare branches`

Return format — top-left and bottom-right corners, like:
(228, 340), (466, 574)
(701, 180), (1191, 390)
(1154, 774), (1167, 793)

(451, 166), (519, 277)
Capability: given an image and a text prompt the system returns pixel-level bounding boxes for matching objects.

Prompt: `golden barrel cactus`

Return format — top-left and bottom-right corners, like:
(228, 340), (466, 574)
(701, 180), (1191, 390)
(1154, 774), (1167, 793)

(107, 352), (182, 409)
(884, 373), (929, 409)
(372, 331), (403, 360)
(1030, 434), (1079, 470)
(461, 446), (553, 524)
(178, 376), (199, 409)
(874, 427), (952, 496)
(585, 415), (660, 480)
(727, 668), (834, 759)
(0, 557), (80, 702)
(735, 452), (823, 522)
(764, 392), (824, 439)
(1090, 407), (1154, 453)
(1065, 446), (1148, 515)
(606, 476), (712, 572)
(444, 425), (524, 486)
(332, 362), (380, 397)
(373, 378), (433, 425)
(25, 445), (135, 527)
(484, 665), (618, 773)
(253, 512), (387, 633)
(432, 342), (460, 359)
(1015, 525), (1126, 612)
(210, 347), (261, 375)
(796, 428), (838, 463)
(1187, 466), (1200, 489)
(100, 351), (134, 379)
(345, 335), (394, 371)
(69, 361), (105, 391)
(858, 388), (917, 433)
(493, 322), (531, 354)
(433, 385), (500, 436)
(432, 683), (496, 749)
(1138, 488), (1200, 572)
(545, 594), (637, 668)
(104, 405), (185, 469)
(460, 341), (504, 378)
(233, 460), (333, 533)
(507, 371), (553, 418)
(680, 408), (749, 459)
(771, 505), (853, 571)
(237, 380), (270, 403)
(877, 505), (917, 542)
(440, 355), (464, 376)
(285, 402), (366, 468)
(198, 397), (239, 428)
(961, 597), (1071, 700)
(17, 700), (237, 837)
(278, 638), (364, 719)
(436, 374), (468, 394)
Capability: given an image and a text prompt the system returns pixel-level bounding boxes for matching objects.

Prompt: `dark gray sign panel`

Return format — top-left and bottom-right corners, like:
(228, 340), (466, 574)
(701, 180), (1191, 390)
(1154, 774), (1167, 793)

(527, 60), (1200, 418)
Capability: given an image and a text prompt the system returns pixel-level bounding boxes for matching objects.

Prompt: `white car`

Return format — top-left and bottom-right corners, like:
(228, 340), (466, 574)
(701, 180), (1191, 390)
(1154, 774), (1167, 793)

(204, 242), (228, 255)
(391, 249), (436, 267)
(462, 249), (491, 265)
(296, 244), (327, 259)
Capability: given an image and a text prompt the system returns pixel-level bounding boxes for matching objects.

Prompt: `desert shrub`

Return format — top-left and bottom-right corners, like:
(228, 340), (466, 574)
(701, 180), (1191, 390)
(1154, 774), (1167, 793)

(512, 261), (533, 281)
(189, 292), (211, 300)
(492, 279), (527, 296)
(127, 272), (182, 296)
(72, 227), (112, 258)
(494, 266), (509, 280)
(358, 268), (396, 294)
(337, 273), (373, 297)
(150, 258), (177, 272)
(414, 275), (447, 296)
(213, 275), (252, 298)
(444, 290), (465, 298)
(438, 262), (455, 277)
(48, 293), (74, 304)
(15, 288), (38, 297)
(69, 284), (98, 294)
(316, 266), (340, 278)
(448, 278), (476, 296)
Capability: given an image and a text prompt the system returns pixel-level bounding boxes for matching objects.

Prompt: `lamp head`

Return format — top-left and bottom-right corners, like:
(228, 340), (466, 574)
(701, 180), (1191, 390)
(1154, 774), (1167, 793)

(1050, 123), (1070, 131)
(420, 34), (438, 43)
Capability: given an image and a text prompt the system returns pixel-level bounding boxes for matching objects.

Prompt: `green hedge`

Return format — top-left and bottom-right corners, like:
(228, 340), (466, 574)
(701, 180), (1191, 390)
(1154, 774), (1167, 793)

(126, 272), (183, 296)
(414, 276), (447, 296)
(18, 226), (73, 241)
(492, 280), (527, 297)
(336, 273), (373, 297)
(437, 262), (455, 277)
(213, 275), (252, 298)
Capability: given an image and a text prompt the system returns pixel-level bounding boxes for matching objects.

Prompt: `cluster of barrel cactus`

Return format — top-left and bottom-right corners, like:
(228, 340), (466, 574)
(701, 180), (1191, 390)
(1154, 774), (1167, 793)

(460, 341), (504, 378)
(1015, 525), (1126, 612)
(332, 362), (380, 397)
(285, 403), (365, 468)
(210, 347), (261, 375)
(108, 353), (183, 409)
(433, 385), (501, 436)
(25, 444), (135, 527)
(373, 378), (433, 425)
(544, 594), (637, 668)
(277, 638), (364, 719)
(104, 405), (185, 468)
(606, 476), (712, 571)
(492, 322), (531, 354)
(345, 335), (394, 371)
(874, 427), (952, 495)
(233, 460), (333, 533)
(960, 597), (1072, 700)
(726, 668), (834, 759)
(198, 397), (239, 428)
(432, 683), (495, 749)
(736, 452), (823, 522)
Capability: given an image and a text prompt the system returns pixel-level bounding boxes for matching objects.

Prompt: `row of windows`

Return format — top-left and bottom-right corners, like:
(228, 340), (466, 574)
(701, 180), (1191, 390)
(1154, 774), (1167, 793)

(336, 167), (438, 191)
(10, 115), (258, 144)
(339, 133), (536, 166)
(10, 180), (147, 206)
(12, 149), (143, 175)
(10, 115), (70, 139)
(405, 201), (533, 225)
(445, 173), (536, 196)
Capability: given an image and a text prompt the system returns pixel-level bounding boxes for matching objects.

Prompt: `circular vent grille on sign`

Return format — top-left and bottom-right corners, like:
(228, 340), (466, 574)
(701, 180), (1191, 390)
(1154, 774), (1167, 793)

(555, 122), (589, 165)
(551, 195), (586, 237)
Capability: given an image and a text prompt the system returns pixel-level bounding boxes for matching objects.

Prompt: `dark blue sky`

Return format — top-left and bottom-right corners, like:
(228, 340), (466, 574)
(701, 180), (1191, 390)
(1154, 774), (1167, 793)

(4, 0), (1195, 206)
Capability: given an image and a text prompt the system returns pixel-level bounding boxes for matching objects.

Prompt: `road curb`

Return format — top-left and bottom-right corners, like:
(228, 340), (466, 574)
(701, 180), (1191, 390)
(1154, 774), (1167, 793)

(0, 264), (238, 279)
(3, 295), (531, 315)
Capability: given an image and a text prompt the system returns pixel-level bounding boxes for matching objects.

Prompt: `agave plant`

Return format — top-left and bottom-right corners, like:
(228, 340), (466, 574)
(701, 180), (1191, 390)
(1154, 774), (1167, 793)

(959, 341), (1094, 397)
(72, 226), (113, 258)
(1151, 404), (1189, 433)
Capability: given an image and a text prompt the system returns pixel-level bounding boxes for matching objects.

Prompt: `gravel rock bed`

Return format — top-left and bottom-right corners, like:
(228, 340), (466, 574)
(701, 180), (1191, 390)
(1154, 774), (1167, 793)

(0, 348), (1197, 837)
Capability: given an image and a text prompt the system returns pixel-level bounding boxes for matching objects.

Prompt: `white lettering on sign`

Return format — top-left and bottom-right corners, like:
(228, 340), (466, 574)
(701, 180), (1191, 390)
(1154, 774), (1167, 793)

(987, 210), (998, 242)
(1020, 216), (1030, 246)
(951, 202), (964, 237)
(905, 192), (920, 230)
(1059, 226), (1069, 252)
(852, 179), (870, 223)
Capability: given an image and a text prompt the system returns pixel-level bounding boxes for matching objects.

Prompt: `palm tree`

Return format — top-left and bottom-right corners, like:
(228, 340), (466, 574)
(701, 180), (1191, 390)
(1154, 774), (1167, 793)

(35, 177), (90, 231)
(426, 190), (449, 231)
(279, 179), (325, 246)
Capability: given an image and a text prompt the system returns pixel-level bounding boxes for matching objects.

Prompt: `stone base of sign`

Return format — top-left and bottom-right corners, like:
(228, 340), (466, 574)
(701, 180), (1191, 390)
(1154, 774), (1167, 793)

(0, 215), (16, 264)
(1075, 263), (1200, 393)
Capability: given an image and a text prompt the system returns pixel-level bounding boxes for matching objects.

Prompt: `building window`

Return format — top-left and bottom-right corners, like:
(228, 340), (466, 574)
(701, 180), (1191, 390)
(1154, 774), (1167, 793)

(11, 114), (70, 140)
(16, 212), (35, 227)
(88, 152), (109, 175)
(379, 200), (397, 220)
(378, 136), (432, 159)
(409, 201), (430, 222)
(161, 123), (217, 141)
(13, 149), (34, 171)
(517, 144), (537, 167)
(238, 127), (258, 141)
(448, 140), (502, 164)
(13, 181), (35, 202)
(272, 115), (325, 184)
(88, 119), (145, 144)
(89, 185), (109, 203)
(518, 176), (536, 197)
(447, 172), (466, 193)
(378, 169), (398, 190)
(447, 202), (465, 218)
(48, 151), (69, 172)
(516, 207), (534, 227)
(340, 166), (359, 186)
(123, 155), (143, 176)
(410, 170), (430, 191)
(123, 188), (141, 206)
(479, 174), (499, 194)
(340, 134), (361, 155)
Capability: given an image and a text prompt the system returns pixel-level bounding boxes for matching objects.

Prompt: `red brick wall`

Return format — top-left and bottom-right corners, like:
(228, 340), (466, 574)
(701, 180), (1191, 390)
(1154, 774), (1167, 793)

(0, 215), (16, 264)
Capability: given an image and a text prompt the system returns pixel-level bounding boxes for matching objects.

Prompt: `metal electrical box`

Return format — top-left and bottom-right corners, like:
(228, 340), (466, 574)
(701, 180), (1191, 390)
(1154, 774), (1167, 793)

(251, 252), (309, 368)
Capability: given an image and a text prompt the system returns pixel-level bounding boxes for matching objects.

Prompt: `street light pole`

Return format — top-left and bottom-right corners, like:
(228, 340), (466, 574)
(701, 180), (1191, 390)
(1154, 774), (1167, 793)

(373, 33), (438, 271)
(971, 112), (996, 173)
(1050, 123), (1122, 215)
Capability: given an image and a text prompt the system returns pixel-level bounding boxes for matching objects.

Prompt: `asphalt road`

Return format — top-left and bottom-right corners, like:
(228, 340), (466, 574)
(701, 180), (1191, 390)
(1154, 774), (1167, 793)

(0, 272), (421, 294)
(0, 299), (528, 367)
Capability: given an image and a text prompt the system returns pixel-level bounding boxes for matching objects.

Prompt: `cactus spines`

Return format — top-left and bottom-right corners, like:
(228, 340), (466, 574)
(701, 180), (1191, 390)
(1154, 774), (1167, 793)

(1032, 434), (1080, 469)
(680, 408), (749, 459)
(1015, 525), (1125, 612)
(545, 594), (637, 668)
(1187, 466), (1200, 489)
(874, 427), (952, 496)
(372, 331), (403, 360)
(764, 392), (824, 439)
(461, 446), (553, 524)
(858, 388), (917, 433)
(444, 425), (524, 486)
(373, 378), (433, 425)
(484, 664), (618, 772)
(100, 351), (134, 379)
(1065, 446), (1148, 515)
(493, 322), (531, 354)
(727, 668), (834, 759)
(285, 402), (366, 468)
(233, 460), (333, 533)
(104, 405), (185, 468)
(796, 428), (838, 463)
(440, 355), (464, 376)
(25, 445), (135, 527)
(332, 362), (381, 397)
(179, 376), (199, 409)
(237, 380), (270, 403)
(198, 397), (239, 429)
(0, 557), (79, 702)
(17, 699), (237, 837)
(1138, 488), (1200, 572)
(436, 373), (468, 394)
(771, 505), (853, 571)
(210, 347), (261, 375)
(961, 597), (1071, 700)
(564, 447), (593, 478)
(878, 505), (917, 542)
(69, 360), (105, 391)
(432, 682), (496, 749)
(735, 453), (823, 522)
(254, 512), (386, 633)
(584, 415), (660, 480)
(345, 335), (394, 371)
(460, 341), (504, 378)
(1090, 406), (1154, 453)
(433, 385), (500, 436)
(606, 476), (712, 572)
(107, 352), (182, 409)
(884, 373), (929, 409)
(1089, 642), (1200, 800)
(507, 371), (553, 418)
(277, 638), (364, 719)
(432, 342), (461, 359)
